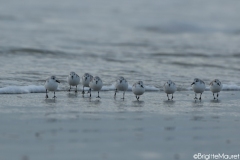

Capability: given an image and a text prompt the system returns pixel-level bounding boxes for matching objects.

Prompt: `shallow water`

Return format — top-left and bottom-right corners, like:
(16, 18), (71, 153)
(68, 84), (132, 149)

(1, 0), (240, 159)
(0, 91), (240, 160)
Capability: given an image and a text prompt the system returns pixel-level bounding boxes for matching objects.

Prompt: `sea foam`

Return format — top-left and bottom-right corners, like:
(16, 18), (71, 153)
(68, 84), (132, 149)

(0, 83), (239, 94)
(0, 85), (45, 94)
(0, 84), (159, 94)
(187, 84), (240, 91)
(90, 83), (159, 91)
(222, 84), (240, 90)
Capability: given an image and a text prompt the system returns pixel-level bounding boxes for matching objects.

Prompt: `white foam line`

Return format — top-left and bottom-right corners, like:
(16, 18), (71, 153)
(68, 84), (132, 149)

(0, 85), (45, 94)
(187, 84), (240, 91)
(0, 83), (239, 94)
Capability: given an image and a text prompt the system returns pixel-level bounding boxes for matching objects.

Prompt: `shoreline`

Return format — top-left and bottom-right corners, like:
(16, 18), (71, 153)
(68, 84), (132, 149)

(0, 91), (240, 160)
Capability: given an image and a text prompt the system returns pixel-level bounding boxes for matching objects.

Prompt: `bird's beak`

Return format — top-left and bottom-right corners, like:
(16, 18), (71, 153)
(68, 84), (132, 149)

(96, 81), (98, 84)
(85, 77), (87, 81)
(71, 76), (73, 79)
(191, 82), (195, 85)
(217, 83), (220, 86)
(56, 80), (60, 83)
(169, 84), (170, 87)
(120, 80), (122, 83)
(141, 85), (144, 88)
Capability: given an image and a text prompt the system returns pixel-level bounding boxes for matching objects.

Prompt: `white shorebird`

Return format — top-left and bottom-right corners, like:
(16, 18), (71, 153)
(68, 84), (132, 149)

(191, 78), (205, 100)
(210, 79), (222, 100)
(164, 80), (177, 100)
(89, 76), (103, 98)
(67, 72), (80, 92)
(82, 73), (93, 95)
(132, 81), (145, 101)
(44, 76), (60, 98)
(114, 77), (128, 99)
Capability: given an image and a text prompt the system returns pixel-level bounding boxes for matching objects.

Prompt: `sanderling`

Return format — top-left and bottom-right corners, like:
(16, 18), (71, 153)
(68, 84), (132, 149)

(132, 81), (145, 101)
(89, 76), (103, 98)
(114, 76), (128, 99)
(82, 73), (93, 95)
(191, 78), (205, 100)
(44, 76), (60, 98)
(67, 72), (80, 92)
(164, 80), (177, 100)
(210, 79), (222, 100)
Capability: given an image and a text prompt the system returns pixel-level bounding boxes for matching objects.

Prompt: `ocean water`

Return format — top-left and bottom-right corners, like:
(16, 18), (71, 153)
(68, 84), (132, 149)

(1, 0), (240, 160)
(1, 0), (240, 89)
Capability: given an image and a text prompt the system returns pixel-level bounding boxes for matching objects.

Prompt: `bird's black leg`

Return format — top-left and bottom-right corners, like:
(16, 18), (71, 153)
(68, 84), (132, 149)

(89, 89), (91, 98)
(167, 94), (170, 101)
(45, 89), (48, 98)
(122, 92), (125, 99)
(167, 94), (170, 100)
(82, 86), (85, 94)
(75, 86), (77, 93)
(213, 93), (216, 99)
(137, 96), (140, 101)
(96, 91), (101, 98)
(136, 96), (138, 101)
(114, 89), (117, 97)
(194, 93), (198, 100)
(217, 93), (219, 99)
(199, 93), (202, 100)
(53, 92), (57, 98)
(171, 94), (173, 100)
(69, 86), (71, 92)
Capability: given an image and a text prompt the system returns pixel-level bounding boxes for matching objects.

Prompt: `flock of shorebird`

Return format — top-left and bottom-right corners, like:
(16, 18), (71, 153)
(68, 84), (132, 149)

(44, 72), (222, 101)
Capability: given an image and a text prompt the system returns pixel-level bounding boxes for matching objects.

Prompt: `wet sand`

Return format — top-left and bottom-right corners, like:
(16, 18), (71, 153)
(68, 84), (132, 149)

(0, 91), (239, 160)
